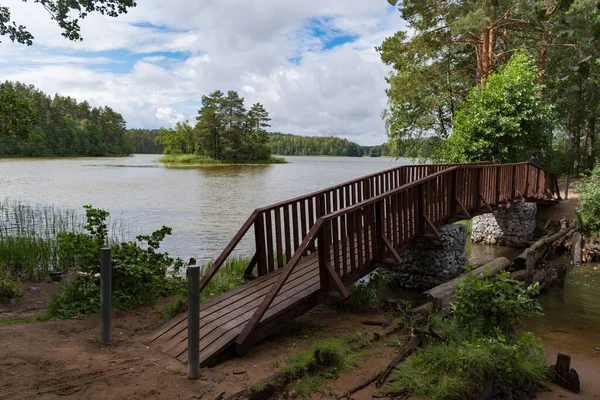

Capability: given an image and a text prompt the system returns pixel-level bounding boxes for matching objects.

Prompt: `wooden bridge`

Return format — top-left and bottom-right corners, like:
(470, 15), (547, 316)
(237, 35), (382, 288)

(144, 161), (560, 366)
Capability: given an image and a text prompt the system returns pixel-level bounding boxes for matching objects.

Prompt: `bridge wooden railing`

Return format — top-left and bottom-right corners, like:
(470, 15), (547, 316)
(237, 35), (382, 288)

(198, 161), (492, 292)
(233, 162), (560, 352)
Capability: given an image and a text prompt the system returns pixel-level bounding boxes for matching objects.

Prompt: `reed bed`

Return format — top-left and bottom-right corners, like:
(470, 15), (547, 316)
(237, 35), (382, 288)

(0, 199), (130, 280)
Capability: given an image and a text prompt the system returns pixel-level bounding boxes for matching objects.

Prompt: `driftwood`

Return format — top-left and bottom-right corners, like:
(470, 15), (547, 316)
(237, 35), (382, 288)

(514, 228), (575, 268)
(421, 257), (510, 307)
(376, 334), (424, 387)
(572, 232), (583, 266)
(339, 332), (425, 399)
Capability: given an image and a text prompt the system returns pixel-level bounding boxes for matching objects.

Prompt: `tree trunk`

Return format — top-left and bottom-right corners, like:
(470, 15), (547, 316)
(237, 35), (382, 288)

(584, 114), (596, 171)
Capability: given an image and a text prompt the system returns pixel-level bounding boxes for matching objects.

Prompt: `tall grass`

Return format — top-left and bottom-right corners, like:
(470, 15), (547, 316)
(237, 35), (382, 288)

(200, 255), (251, 301)
(0, 199), (130, 280)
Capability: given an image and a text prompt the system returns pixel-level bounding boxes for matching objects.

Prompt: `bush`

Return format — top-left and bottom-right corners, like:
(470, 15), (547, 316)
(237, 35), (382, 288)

(0, 269), (24, 300)
(451, 270), (543, 337)
(47, 206), (185, 318)
(391, 272), (548, 399)
(394, 318), (547, 400)
(574, 165), (600, 234)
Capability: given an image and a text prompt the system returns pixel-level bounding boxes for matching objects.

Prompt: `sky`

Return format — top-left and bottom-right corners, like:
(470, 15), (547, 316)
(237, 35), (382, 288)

(0, 1), (405, 146)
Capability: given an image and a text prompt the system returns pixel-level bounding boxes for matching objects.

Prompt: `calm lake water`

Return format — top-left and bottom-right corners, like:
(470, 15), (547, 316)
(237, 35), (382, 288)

(0, 154), (412, 262)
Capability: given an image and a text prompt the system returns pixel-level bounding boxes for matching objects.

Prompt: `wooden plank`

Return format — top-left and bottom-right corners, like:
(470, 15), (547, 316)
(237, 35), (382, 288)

(284, 205), (291, 263)
(152, 256), (320, 348)
(292, 202), (299, 251)
(275, 207), (283, 269)
(265, 210), (274, 272)
(382, 235), (403, 264)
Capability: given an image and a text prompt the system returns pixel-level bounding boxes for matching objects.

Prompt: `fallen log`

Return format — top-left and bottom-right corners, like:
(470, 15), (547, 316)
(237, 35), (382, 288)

(514, 228), (575, 268)
(420, 257), (511, 307)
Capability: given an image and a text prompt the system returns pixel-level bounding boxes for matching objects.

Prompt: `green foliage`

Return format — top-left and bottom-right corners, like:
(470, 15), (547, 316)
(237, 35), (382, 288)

(0, 82), (37, 136)
(0, 81), (134, 156)
(329, 270), (393, 313)
(200, 255), (250, 301)
(391, 271), (548, 399)
(269, 132), (365, 157)
(451, 270), (543, 337)
(130, 129), (164, 154)
(574, 165), (600, 233)
(438, 51), (554, 163)
(156, 91), (273, 162)
(0, 1), (136, 45)
(0, 268), (24, 300)
(159, 153), (285, 167)
(47, 205), (184, 318)
(280, 339), (349, 382)
(393, 319), (548, 400)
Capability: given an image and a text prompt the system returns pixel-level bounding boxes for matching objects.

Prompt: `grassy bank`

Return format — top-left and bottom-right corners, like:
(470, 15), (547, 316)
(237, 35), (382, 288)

(159, 154), (286, 168)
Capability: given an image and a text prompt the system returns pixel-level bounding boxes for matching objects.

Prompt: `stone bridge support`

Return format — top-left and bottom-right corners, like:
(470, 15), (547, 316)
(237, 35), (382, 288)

(471, 202), (537, 247)
(386, 224), (468, 291)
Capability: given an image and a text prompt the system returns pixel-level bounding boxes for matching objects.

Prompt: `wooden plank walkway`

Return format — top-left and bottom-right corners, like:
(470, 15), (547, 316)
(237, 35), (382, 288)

(144, 236), (373, 365)
(145, 162), (561, 366)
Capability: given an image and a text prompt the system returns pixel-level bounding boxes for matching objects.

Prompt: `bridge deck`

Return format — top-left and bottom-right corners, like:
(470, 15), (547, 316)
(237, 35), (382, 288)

(145, 162), (560, 366)
(144, 236), (372, 365)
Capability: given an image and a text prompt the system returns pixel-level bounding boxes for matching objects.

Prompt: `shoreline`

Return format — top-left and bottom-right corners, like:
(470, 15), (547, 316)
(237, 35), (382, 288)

(158, 154), (287, 167)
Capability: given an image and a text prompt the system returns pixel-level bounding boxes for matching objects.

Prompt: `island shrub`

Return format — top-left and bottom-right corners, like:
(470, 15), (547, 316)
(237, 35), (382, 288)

(391, 271), (548, 399)
(574, 164), (600, 234)
(47, 205), (185, 318)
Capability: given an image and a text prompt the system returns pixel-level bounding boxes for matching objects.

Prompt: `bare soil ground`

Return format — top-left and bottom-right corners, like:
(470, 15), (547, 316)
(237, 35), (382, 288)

(0, 291), (405, 400)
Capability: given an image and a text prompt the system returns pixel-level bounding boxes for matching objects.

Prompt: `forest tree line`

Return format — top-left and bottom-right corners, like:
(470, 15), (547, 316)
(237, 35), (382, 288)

(381, 0), (600, 175)
(0, 81), (134, 156)
(132, 129), (401, 158)
(269, 132), (365, 157)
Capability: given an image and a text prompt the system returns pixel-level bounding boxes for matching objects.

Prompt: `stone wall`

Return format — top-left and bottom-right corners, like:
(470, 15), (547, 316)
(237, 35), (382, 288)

(471, 202), (536, 247)
(386, 224), (468, 291)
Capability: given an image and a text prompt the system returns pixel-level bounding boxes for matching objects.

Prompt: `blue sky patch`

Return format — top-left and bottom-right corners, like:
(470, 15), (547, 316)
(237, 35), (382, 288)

(81, 49), (192, 73)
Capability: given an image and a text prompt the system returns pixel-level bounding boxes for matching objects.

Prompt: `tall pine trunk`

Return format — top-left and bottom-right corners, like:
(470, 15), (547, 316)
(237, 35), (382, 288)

(584, 114), (596, 171)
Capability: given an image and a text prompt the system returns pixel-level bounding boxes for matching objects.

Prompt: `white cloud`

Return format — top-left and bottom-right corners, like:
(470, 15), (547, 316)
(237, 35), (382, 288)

(0, 0), (405, 145)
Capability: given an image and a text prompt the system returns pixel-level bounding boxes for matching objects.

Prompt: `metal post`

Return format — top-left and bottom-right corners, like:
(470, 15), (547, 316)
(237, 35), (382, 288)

(564, 175), (569, 200)
(187, 265), (200, 379)
(100, 248), (112, 345)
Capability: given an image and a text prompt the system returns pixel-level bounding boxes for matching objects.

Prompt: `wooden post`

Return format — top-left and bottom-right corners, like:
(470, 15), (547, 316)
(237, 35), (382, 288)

(525, 253), (535, 286)
(254, 213), (267, 276)
(535, 168), (541, 198)
(495, 165), (501, 206)
(187, 265), (200, 379)
(565, 175), (570, 200)
(474, 168), (482, 210)
(364, 178), (372, 200)
(416, 184), (425, 235)
(572, 232), (582, 267)
(511, 165), (517, 201)
(375, 201), (385, 257)
(525, 164), (530, 197)
(318, 220), (332, 293)
(449, 169), (457, 217)
(100, 248), (111, 346)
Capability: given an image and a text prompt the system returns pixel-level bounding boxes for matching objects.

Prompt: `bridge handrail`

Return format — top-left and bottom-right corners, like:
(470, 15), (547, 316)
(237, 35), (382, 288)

(198, 161), (494, 292)
(234, 162), (559, 350)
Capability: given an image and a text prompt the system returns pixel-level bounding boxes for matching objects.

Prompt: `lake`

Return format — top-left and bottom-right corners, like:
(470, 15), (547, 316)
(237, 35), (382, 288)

(0, 154), (412, 262)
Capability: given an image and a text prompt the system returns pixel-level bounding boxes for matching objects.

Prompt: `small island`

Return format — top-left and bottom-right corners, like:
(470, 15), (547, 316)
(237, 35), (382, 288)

(156, 90), (285, 167)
